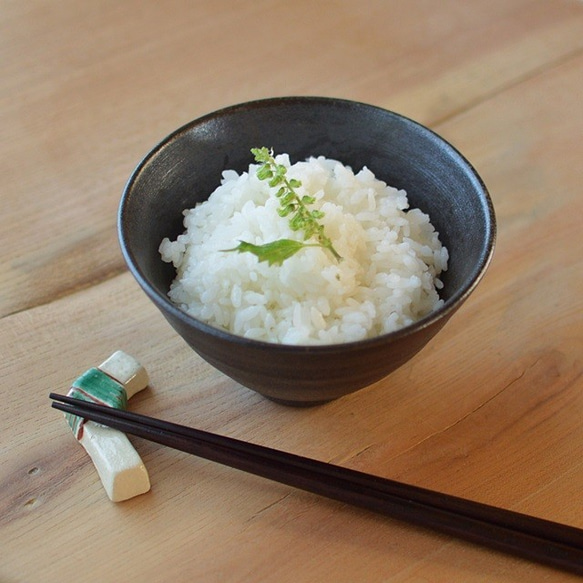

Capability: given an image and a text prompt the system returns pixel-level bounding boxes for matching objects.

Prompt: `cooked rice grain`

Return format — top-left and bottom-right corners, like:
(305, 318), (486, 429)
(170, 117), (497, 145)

(159, 154), (448, 345)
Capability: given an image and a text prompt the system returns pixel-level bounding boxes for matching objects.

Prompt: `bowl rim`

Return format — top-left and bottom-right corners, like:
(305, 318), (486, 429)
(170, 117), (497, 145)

(118, 96), (496, 354)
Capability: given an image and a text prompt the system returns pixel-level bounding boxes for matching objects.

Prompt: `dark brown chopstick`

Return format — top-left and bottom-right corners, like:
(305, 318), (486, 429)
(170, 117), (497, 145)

(50, 393), (583, 575)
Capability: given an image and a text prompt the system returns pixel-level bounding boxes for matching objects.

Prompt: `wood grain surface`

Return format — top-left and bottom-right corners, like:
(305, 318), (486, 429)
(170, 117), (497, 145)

(1, 1), (582, 581)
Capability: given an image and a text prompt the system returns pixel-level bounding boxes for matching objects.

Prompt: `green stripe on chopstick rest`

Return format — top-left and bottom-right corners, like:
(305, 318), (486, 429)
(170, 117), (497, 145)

(65, 368), (128, 439)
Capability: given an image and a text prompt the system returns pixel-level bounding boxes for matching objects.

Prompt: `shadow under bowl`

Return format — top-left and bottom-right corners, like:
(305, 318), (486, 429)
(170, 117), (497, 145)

(119, 97), (496, 405)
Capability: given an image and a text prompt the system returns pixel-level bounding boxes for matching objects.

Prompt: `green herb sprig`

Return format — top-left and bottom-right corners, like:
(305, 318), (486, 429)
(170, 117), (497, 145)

(225, 148), (342, 266)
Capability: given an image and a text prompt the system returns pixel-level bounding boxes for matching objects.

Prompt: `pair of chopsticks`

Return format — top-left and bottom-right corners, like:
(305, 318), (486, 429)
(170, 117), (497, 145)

(50, 393), (583, 575)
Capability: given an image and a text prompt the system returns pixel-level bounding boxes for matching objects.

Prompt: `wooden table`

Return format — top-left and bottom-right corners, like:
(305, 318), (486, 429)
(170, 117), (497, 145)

(2, 1), (582, 581)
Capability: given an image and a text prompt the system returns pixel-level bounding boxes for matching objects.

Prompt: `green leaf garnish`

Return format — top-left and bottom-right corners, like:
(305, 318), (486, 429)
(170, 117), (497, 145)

(223, 239), (319, 267)
(224, 148), (342, 265)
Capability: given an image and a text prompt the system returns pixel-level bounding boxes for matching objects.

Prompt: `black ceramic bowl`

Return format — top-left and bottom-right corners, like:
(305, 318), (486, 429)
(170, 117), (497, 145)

(119, 97), (495, 405)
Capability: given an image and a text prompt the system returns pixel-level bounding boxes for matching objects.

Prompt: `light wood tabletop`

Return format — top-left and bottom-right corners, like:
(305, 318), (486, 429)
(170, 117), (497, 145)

(2, 1), (582, 581)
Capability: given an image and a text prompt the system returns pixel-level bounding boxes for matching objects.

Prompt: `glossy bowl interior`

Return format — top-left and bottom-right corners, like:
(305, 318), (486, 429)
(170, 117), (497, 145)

(119, 97), (495, 405)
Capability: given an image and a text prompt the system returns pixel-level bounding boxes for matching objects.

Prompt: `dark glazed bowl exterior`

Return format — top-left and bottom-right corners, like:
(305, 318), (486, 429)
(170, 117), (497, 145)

(119, 97), (496, 405)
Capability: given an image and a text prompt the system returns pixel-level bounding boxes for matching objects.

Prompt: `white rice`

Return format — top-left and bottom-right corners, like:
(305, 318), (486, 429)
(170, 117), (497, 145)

(159, 154), (448, 345)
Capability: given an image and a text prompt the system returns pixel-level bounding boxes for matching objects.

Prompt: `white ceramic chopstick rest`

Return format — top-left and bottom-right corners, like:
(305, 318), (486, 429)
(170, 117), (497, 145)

(64, 351), (151, 502)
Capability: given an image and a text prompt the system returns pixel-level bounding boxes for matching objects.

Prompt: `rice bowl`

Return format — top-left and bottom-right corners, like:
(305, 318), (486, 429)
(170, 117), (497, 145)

(119, 96), (495, 403)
